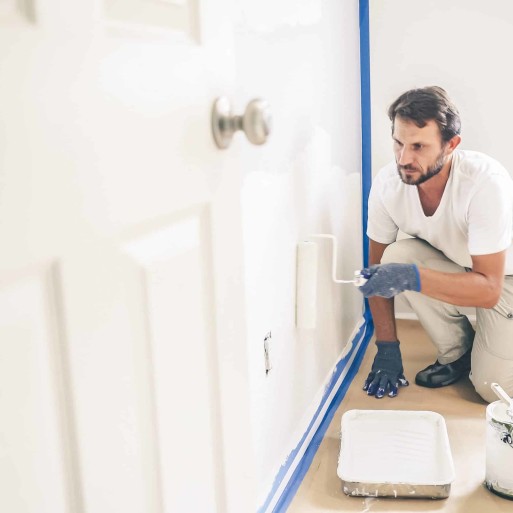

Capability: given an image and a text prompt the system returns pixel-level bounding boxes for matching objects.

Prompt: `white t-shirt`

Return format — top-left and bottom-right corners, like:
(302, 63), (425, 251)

(367, 149), (513, 275)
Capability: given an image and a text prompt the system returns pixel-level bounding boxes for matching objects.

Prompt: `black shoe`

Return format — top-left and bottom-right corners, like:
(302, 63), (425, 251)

(415, 350), (471, 388)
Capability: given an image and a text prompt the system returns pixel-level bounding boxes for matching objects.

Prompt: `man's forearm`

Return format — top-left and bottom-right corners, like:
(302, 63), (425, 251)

(368, 239), (398, 341)
(368, 296), (397, 341)
(418, 268), (502, 308)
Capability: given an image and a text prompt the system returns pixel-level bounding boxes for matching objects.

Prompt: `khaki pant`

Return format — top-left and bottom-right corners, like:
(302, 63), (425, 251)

(382, 238), (513, 403)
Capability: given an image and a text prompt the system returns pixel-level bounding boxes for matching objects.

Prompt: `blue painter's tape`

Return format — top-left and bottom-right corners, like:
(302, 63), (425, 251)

(360, 0), (372, 269)
(258, 317), (373, 513)
(360, 0), (373, 328)
(258, 1), (375, 510)
(272, 319), (373, 512)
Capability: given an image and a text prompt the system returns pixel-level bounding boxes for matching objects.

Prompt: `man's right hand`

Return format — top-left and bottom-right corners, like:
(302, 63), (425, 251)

(363, 341), (409, 398)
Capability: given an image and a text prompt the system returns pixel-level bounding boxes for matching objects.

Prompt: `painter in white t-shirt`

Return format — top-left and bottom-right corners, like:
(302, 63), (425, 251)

(367, 149), (513, 275)
(359, 86), (513, 404)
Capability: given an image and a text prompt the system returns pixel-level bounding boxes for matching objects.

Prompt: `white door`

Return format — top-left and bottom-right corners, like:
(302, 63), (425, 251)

(0, 1), (255, 512)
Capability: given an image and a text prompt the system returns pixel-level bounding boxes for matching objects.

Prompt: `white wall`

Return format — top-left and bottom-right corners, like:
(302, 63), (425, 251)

(232, 0), (363, 503)
(369, 0), (513, 316)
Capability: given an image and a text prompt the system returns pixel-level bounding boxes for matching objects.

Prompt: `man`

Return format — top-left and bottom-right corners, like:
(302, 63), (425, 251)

(359, 86), (513, 402)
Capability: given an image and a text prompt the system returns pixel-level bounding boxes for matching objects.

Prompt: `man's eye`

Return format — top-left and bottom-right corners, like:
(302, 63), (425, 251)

(413, 144), (423, 150)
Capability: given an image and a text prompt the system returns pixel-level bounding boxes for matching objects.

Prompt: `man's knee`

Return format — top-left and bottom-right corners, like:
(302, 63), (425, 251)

(470, 363), (513, 403)
(471, 377), (497, 403)
(381, 238), (424, 265)
(381, 238), (461, 274)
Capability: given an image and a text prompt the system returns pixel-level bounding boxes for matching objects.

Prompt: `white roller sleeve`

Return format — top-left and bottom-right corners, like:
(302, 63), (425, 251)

(296, 241), (318, 329)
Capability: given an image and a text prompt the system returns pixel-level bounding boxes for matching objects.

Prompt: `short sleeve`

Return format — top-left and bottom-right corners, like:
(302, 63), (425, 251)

(468, 175), (513, 255)
(366, 173), (399, 244)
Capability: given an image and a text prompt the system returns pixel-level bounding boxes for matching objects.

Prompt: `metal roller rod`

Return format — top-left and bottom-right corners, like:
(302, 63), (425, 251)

(306, 234), (362, 284)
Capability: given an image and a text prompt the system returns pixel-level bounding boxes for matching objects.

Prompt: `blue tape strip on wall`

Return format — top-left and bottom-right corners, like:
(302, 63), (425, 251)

(272, 319), (374, 512)
(260, 1), (375, 510)
(360, 0), (372, 269)
(257, 319), (373, 513)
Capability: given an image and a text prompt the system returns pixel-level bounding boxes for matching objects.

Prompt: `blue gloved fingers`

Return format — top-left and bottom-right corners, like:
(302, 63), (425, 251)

(362, 371), (375, 391)
(366, 372), (382, 396)
(388, 383), (399, 398)
(375, 372), (391, 399)
(398, 374), (409, 387)
(388, 374), (408, 397)
(367, 371), (390, 398)
(360, 280), (395, 299)
(358, 266), (380, 298)
(366, 382), (378, 396)
(375, 385), (387, 399)
(360, 265), (379, 277)
(358, 265), (389, 298)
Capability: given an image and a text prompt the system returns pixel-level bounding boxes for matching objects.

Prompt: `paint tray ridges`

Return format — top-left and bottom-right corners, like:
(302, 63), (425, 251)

(337, 409), (455, 499)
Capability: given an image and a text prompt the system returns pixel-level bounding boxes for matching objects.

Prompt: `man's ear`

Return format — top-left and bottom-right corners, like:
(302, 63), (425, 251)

(445, 135), (461, 153)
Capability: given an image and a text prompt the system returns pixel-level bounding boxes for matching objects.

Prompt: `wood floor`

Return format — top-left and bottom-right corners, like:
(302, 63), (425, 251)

(288, 319), (513, 513)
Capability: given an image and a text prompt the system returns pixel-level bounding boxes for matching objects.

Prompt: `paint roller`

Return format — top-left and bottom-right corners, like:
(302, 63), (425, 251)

(296, 234), (369, 329)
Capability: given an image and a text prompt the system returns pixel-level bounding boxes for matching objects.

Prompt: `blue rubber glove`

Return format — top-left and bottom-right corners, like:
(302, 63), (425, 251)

(363, 341), (409, 398)
(359, 263), (421, 298)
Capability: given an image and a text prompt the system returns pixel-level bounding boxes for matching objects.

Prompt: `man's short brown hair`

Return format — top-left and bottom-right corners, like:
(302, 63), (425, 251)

(388, 86), (461, 142)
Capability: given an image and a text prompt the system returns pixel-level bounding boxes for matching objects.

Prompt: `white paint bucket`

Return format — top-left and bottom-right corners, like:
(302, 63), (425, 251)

(486, 400), (513, 500)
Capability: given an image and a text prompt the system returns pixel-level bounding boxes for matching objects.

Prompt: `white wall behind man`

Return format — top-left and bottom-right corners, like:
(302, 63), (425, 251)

(370, 0), (513, 316)
(371, 0), (513, 173)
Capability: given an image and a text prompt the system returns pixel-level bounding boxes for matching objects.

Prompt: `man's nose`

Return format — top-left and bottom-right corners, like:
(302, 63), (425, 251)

(397, 147), (413, 166)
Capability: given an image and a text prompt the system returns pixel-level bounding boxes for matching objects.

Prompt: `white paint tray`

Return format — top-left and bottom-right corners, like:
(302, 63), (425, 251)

(337, 409), (455, 499)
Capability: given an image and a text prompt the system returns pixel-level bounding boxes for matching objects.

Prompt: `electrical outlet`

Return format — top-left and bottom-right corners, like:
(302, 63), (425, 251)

(264, 332), (272, 375)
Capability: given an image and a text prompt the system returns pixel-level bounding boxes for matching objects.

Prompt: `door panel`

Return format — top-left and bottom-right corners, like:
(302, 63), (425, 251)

(0, 1), (254, 512)
(123, 209), (222, 512)
(104, 0), (198, 39)
(0, 268), (70, 513)
(58, 247), (155, 513)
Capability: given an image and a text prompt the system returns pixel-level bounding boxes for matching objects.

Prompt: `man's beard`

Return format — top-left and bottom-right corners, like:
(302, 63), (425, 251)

(397, 151), (446, 185)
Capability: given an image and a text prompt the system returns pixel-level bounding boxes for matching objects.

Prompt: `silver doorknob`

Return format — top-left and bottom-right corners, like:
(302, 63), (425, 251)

(212, 97), (272, 149)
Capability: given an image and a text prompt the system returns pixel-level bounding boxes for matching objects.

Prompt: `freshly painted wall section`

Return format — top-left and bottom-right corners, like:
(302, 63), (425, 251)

(233, 0), (364, 503)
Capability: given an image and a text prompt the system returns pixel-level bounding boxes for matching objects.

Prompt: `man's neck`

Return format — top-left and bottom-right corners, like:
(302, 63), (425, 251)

(417, 155), (453, 197)
(416, 156), (453, 217)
